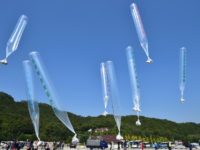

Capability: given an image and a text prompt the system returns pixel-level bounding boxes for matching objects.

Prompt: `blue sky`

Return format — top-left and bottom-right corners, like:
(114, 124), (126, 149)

(0, 0), (200, 123)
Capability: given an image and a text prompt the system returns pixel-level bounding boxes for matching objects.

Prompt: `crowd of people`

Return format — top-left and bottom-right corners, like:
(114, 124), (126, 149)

(1, 140), (65, 150)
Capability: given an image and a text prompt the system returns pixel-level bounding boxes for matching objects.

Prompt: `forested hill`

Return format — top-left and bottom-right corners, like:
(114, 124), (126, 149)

(0, 92), (200, 142)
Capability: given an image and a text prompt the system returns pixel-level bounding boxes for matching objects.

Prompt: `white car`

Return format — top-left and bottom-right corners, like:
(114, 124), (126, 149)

(174, 145), (186, 149)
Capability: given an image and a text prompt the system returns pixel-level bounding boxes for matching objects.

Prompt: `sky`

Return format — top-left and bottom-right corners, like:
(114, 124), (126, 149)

(0, 0), (200, 123)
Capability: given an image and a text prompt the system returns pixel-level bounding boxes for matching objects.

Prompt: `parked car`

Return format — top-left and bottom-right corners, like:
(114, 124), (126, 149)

(143, 142), (151, 148)
(190, 143), (200, 149)
(129, 141), (140, 148)
(174, 144), (186, 149)
(158, 142), (168, 149)
(86, 139), (108, 149)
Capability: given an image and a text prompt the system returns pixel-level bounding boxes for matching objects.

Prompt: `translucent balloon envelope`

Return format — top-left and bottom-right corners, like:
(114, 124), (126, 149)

(105, 61), (123, 139)
(0, 15), (28, 64)
(130, 3), (152, 63)
(29, 51), (77, 138)
(180, 47), (187, 103)
(126, 46), (141, 125)
(23, 60), (40, 140)
(100, 62), (109, 116)
(7, 15), (28, 57)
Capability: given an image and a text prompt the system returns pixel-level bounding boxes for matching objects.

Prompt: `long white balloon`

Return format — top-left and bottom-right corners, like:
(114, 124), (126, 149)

(0, 15), (28, 64)
(180, 47), (187, 103)
(7, 15), (28, 57)
(130, 3), (152, 64)
(126, 46), (141, 126)
(29, 51), (77, 141)
(105, 61), (123, 140)
(100, 62), (109, 116)
(23, 60), (40, 140)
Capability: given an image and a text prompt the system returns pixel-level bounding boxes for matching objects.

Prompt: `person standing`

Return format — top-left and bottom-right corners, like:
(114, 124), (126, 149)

(117, 141), (121, 150)
(123, 140), (127, 150)
(168, 142), (171, 150)
(33, 141), (38, 150)
(189, 143), (193, 150)
(154, 142), (158, 150)
(141, 142), (144, 150)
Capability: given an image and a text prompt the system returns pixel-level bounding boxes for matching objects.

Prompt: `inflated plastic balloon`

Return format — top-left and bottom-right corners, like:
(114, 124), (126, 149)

(100, 62), (109, 116)
(130, 3), (152, 63)
(29, 51), (78, 141)
(105, 61), (123, 140)
(23, 60), (40, 140)
(1, 15), (28, 64)
(180, 47), (187, 103)
(126, 46), (141, 126)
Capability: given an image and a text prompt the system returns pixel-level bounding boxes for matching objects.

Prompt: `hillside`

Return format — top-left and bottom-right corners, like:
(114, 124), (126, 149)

(0, 92), (200, 142)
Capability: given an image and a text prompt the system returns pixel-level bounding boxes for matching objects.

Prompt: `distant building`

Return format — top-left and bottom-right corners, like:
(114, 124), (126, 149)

(94, 128), (109, 133)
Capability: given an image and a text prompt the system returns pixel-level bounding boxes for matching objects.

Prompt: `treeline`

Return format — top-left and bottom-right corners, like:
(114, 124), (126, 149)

(0, 92), (200, 143)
